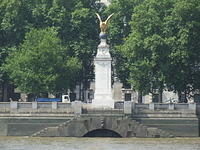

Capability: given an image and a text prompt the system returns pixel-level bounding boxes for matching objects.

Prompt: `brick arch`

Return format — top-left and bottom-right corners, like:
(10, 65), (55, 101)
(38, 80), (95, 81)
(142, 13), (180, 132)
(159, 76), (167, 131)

(74, 117), (130, 137)
(83, 129), (122, 137)
(32, 116), (165, 137)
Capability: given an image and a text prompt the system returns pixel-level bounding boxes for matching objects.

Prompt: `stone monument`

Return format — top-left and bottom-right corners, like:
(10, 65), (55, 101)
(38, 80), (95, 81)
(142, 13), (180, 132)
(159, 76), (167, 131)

(92, 13), (114, 108)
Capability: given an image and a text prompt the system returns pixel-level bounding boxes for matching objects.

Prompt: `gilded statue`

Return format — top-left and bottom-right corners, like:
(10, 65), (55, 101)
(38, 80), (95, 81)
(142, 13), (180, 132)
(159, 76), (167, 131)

(95, 13), (114, 33)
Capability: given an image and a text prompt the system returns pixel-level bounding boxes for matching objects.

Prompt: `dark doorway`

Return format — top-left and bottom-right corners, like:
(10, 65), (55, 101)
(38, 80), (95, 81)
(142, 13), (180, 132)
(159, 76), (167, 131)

(152, 94), (159, 103)
(83, 129), (122, 137)
(125, 93), (131, 101)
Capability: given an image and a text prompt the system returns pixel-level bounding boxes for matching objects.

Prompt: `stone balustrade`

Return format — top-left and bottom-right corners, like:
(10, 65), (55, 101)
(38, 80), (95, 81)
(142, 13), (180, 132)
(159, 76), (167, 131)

(0, 101), (198, 115)
(118, 102), (198, 115)
(0, 102), (74, 114)
(133, 103), (196, 111)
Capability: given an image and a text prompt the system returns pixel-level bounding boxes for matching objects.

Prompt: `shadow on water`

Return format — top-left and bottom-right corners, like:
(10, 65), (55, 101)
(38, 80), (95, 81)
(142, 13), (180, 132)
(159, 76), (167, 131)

(83, 129), (122, 138)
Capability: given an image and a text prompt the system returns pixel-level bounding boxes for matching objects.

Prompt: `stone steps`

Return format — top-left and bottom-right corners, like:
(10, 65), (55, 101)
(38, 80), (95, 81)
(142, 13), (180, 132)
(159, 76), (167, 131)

(31, 118), (75, 137)
(82, 109), (123, 114)
(128, 118), (174, 138)
(146, 127), (173, 138)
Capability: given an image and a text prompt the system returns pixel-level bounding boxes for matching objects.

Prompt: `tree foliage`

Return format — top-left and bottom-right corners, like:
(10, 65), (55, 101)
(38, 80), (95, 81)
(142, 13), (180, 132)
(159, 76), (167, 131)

(164, 0), (200, 97)
(112, 0), (200, 100)
(105, 0), (144, 85)
(1, 0), (200, 101)
(0, 0), (100, 97)
(4, 28), (81, 95)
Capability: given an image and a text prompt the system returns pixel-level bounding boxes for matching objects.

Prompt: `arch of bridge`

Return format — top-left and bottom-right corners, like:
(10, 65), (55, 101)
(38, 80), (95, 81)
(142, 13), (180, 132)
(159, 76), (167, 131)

(65, 117), (133, 137)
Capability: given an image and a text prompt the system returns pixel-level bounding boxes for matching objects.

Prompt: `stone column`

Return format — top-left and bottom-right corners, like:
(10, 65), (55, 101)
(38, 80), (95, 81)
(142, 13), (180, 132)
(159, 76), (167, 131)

(189, 103), (196, 114)
(168, 103), (175, 110)
(52, 102), (58, 109)
(32, 102), (38, 109)
(92, 38), (114, 108)
(10, 101), (18, 109)
(72, 101), (82, 115)
(124, 101), (132, 115)
(149, 103), (155, 110)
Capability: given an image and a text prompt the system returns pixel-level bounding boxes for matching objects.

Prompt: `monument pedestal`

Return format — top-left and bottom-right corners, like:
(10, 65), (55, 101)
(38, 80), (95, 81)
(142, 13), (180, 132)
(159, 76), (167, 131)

(92, 39), (114, 108)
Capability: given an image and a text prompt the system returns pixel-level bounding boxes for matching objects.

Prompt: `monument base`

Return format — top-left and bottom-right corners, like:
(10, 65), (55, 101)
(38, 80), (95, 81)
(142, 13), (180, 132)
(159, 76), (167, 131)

(92, 93), (114, 108)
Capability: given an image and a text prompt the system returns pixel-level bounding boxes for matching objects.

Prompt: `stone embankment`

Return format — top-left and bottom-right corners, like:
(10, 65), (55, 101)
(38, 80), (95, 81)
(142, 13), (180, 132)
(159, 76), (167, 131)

(31, 115), (173, 138)
(0, 101), (198, 137)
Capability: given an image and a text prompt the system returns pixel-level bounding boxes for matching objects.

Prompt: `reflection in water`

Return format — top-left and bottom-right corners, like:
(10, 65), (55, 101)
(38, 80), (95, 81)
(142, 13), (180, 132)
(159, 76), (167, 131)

(0, 137), (200, 150)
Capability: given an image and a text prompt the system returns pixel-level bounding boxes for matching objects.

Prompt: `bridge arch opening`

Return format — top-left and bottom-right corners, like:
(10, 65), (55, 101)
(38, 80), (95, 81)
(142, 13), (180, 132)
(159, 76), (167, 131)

(83, 129), (122, 138)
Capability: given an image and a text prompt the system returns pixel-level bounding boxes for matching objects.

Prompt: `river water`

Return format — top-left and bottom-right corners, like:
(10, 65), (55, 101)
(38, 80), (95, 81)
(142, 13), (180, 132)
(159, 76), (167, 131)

(0, 137), (200, 150)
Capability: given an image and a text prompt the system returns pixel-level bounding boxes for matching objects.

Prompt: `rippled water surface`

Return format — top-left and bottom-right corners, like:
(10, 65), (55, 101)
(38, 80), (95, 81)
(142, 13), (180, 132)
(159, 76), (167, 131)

(0, 137), (200, 150)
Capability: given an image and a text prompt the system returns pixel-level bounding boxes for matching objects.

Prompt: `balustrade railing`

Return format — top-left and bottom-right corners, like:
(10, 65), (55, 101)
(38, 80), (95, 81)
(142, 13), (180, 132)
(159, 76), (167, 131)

(0, 102), (74, 114)
(0, 101), (198, 115)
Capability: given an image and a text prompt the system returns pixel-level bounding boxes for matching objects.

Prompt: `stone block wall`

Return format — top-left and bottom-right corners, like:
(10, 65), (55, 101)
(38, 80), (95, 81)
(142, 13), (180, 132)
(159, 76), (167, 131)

(0, 117), (73, 136)
(135, 118), (199, 137)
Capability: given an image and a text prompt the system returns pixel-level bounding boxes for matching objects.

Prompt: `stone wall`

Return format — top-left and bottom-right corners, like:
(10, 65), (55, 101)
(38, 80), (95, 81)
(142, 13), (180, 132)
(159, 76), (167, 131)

(132, 103), (199, 137)
(135, 118), (199, 137)
(0, 117), (73, 136)
(0, 102), (198, 137)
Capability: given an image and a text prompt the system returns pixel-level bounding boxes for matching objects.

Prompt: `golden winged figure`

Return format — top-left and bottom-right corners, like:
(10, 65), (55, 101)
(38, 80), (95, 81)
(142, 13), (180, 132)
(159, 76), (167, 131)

(95, 13), (114, 33)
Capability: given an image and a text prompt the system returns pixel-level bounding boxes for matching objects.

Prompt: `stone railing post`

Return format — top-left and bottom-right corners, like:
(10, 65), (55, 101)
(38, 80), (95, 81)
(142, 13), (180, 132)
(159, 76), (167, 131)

(32, 101), (38, 109)
(10, 101), (18, 109)
(124, 101), (132, 115)
(168, 104), (175, 110)
(52, 102), (58, 109)
(72, 101), (82, 115)
(189, 103), (196, 113)
(149, 103), (154, 110)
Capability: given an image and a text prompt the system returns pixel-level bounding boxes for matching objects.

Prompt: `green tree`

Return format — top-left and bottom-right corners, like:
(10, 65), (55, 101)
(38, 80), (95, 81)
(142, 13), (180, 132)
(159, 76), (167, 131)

(119, 0), (174, 102)
(4, 28), (81, 96)
(105, 0), (144, 85)
(0, 0), (100, 100)
(0, 0), (34, 46)
(164, 0), (200, 101)
(69, 1), (99, 100)
(30, 0), (100, 100)
(115, 0), (200, 102)
(0, 0), (35, 100)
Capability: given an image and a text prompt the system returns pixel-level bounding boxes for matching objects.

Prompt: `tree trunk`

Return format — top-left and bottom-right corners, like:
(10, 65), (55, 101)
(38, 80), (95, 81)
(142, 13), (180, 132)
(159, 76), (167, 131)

(3, 82), (8, 102)
(2, 82), (14, 102)
(0, 84), (3, 102)
(158, 86), (163, 103)
(79, 82), (82, 101)
(157, 82), (163, 103)
(178, 91), (181, 103)
(138, 91), (143, 103)
(158, 91), (163, 103)
(184, 90), (188, 103)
